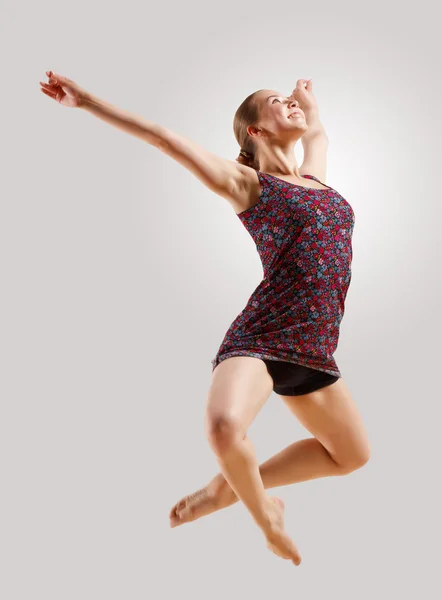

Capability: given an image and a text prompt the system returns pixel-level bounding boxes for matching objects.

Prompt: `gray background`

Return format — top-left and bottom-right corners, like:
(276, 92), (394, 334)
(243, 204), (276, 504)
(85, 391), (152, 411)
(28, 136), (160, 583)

(1, 0), (441, 597)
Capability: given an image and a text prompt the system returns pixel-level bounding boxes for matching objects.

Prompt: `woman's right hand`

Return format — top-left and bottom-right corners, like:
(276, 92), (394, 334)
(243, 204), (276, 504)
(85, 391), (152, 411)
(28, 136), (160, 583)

(39, 71), (88, 108)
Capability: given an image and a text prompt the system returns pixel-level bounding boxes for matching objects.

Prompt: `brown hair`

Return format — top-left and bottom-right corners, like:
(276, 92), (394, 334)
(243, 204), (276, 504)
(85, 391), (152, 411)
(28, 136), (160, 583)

(233, 90), (263, 171)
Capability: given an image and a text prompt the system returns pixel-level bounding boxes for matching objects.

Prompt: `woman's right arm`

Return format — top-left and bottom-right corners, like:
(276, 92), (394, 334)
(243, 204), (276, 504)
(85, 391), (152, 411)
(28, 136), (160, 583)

(80, 92), (249, 205)
(41, 72), (253, 209)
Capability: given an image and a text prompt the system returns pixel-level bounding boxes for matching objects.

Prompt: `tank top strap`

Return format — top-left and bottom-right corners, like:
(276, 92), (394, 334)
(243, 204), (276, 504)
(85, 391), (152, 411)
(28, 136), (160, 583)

(255, 171), (276, 201)
(301, 174), (333, 190)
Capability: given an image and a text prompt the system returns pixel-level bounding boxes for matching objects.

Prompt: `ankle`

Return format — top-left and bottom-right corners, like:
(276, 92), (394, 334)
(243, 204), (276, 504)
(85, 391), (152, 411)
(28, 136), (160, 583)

(207, 475), (238, 508)
(255, 497), (282, 533)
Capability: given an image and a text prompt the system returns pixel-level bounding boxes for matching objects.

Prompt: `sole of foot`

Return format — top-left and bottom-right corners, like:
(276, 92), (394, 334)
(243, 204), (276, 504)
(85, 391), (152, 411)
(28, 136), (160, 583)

(265, 497), (302, 566)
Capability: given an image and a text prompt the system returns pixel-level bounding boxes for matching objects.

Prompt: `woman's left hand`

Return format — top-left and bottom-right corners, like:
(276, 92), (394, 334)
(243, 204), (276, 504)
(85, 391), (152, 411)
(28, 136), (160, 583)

(290, 79), (318, 113)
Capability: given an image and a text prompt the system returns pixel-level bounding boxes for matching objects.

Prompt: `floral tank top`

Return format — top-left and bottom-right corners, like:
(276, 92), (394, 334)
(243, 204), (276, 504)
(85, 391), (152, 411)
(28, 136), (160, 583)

(211, 171), (355, 378)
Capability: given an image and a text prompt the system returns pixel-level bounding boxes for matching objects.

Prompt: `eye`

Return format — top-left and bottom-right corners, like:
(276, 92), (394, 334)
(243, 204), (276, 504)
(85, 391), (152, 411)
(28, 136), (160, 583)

(272, 97), (290, 105)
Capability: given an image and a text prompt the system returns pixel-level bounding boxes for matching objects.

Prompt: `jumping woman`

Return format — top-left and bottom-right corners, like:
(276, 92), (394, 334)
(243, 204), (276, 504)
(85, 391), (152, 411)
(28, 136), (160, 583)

(40, 71), (371, 566)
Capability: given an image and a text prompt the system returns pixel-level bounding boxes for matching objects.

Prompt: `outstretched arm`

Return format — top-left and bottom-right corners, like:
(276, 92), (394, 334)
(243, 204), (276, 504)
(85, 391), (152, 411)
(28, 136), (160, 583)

(79, 92), (245, 201)
(40, 72), (245, 204)
(80, 92), (166, 148)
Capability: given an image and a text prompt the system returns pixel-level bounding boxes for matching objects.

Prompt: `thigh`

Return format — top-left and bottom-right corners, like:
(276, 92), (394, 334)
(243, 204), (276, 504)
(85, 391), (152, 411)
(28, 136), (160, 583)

(206, 356), (274, 437)
(279, 378), (371, 469)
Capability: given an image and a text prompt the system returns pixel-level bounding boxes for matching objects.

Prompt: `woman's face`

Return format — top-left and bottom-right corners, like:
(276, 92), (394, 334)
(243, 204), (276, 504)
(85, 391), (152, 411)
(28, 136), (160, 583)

(250, 89), (308, 141)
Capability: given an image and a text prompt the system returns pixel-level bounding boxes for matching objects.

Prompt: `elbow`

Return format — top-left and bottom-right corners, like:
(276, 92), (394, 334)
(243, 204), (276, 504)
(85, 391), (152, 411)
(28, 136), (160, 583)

(143, 124), (170, 151)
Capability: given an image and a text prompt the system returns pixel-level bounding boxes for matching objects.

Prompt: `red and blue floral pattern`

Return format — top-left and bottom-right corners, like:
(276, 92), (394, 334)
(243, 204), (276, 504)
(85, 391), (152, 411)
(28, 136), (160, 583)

(211, 171), (355, 377)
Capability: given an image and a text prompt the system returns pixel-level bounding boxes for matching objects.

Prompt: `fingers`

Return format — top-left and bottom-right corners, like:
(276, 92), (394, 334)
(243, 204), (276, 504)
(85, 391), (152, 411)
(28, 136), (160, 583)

(290, 80), (308, 97)
(46, 70), (61, 79)
(40, 81), (56, 91)
(48, 71), (71, 85)
(294, 79), (313, 90)
(40, 72), (66, 102)
(40, 82), (62, 103)
(41, 88), (56, 99)
(45, 70), (58, 85)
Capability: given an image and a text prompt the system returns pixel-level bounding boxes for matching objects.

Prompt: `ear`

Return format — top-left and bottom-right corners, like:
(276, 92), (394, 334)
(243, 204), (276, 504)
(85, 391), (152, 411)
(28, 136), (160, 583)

(247, 125), (262, 138)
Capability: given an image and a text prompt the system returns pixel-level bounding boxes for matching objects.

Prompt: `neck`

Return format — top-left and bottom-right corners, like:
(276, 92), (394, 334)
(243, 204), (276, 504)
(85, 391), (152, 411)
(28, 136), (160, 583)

(256, 141), (301, 179)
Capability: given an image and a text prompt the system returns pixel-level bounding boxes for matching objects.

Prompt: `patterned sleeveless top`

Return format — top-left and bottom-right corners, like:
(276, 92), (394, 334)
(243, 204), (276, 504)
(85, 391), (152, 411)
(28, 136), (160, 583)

(211, 171), (355, 377)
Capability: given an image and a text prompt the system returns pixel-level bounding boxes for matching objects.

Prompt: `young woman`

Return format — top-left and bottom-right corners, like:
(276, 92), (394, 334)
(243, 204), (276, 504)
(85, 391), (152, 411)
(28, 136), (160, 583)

(40, 72), (370, 566)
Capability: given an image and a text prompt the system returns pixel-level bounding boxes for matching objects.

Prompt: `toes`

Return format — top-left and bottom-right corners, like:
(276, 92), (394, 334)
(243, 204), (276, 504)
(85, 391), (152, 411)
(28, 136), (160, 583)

(267, 542), (286, 558)
(290, 544), (302, 566)
(169, 499), (185, 519)
(169, 507), (184, 528)
(292, 554), (302, 566)
(169, 498), (191, 526)
(178, 505), (192, 521)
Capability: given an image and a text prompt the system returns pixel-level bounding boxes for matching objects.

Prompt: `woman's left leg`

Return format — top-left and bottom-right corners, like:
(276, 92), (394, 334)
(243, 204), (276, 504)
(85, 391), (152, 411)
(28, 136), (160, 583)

(277, 377), (371, 471)
(170, 378), (370, 526)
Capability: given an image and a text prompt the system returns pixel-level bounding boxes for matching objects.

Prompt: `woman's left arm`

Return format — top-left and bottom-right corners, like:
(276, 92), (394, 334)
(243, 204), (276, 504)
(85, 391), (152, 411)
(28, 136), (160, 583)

(302, 107), (328, 141)
(290, 80), (329, 181)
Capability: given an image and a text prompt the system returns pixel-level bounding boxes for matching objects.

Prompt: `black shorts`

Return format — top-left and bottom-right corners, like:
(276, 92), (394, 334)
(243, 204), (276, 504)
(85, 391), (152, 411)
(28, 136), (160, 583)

(262, 359), (340, 396)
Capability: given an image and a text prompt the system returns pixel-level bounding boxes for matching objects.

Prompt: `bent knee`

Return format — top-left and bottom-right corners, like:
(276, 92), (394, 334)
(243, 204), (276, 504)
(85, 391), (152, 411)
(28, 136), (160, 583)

(336, 445), (371, 473)
(205, 414), (243, 455)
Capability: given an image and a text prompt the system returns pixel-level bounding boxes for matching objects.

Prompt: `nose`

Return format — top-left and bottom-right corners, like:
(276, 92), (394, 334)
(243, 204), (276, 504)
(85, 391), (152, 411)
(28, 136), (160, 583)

(288, 98), (299, 108)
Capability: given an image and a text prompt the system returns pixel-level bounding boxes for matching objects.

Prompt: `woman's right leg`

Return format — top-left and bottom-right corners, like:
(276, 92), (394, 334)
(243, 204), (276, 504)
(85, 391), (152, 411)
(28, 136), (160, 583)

(200, 355), (301, 564)
(170, 435), (345, 525)
(170, 378), (370, 524)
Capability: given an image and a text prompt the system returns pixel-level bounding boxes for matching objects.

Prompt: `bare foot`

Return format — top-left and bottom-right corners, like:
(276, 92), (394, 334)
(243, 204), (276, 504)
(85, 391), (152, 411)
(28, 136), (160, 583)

(262, 497), (302, 566)
(169, 475), (236, 528)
